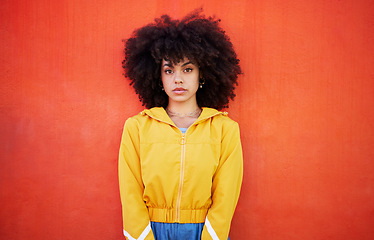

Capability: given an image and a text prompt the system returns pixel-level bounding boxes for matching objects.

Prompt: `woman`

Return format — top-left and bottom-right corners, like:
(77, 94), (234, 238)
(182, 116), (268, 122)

(119, 10), (243, 240)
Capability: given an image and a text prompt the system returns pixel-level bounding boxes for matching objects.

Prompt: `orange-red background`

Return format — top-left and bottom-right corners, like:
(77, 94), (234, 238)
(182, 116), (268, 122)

(1, 0), (374, 239)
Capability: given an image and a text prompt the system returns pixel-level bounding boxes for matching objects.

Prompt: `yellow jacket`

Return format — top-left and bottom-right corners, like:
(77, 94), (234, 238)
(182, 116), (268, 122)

(119, 107), (243, 240)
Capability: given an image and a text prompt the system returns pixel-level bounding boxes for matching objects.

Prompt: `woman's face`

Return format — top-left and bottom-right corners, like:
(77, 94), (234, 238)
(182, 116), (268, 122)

(161, 57), (200, 106)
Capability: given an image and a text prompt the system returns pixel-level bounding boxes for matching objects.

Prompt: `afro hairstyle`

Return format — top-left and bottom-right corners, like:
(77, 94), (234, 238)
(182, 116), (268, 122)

(122, 9), (242, 110)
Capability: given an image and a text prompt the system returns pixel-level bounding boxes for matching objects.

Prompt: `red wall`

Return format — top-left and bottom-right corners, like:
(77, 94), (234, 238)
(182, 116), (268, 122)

(1, 0), (374, 239)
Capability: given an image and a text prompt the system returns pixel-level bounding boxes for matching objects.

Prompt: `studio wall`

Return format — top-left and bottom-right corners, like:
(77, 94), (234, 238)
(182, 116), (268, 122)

(1, 0), (374, 239)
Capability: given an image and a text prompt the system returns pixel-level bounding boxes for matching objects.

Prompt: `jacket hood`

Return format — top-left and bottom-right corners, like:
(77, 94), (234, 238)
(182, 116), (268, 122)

(141, 107), (226, 127)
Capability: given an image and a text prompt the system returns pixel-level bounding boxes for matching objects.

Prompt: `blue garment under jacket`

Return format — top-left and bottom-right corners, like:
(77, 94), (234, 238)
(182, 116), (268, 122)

(151, 222), (229, 240)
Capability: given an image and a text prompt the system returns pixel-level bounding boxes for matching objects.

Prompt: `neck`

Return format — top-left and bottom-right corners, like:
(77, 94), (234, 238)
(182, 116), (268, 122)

(166, 101), (200, 116)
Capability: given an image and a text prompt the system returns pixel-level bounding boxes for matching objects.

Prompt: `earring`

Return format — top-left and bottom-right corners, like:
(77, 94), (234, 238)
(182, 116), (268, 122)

(199, 77), (205, 88)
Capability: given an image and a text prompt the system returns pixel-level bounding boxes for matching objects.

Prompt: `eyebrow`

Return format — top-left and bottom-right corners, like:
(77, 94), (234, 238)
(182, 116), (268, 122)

(163, 61), (194, 68)
(181, 61), (193, 67)
(163, 62), (172, 67)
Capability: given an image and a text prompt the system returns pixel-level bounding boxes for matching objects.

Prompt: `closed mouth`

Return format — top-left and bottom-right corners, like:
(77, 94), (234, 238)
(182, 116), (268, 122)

(172, 88), (187, 93)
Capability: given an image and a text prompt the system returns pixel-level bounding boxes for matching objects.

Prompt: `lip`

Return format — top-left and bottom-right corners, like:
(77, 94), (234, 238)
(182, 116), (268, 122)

(172, 87), (187, 94)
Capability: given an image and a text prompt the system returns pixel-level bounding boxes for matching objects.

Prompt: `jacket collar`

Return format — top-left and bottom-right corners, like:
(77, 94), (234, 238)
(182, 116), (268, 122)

(142, 107), (223, 127)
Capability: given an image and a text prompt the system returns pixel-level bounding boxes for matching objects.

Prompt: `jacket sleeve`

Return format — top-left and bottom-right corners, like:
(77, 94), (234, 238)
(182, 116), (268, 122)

(118, 117), (155, 240)
(201, 121), (243, 240)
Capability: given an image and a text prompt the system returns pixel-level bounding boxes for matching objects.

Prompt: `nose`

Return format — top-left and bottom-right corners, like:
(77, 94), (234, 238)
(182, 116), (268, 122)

(174, 72), (183, 84)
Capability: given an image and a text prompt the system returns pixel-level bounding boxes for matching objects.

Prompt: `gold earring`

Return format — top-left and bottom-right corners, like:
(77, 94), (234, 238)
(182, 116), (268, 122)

(199, 77), (205, 88)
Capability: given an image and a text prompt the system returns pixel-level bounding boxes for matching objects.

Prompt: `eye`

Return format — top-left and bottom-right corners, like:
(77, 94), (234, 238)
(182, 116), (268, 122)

(164, 69), (173, 74)
(184, 68), (193, 73)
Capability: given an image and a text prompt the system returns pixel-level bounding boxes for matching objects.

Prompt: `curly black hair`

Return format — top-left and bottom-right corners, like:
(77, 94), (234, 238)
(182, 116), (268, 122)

(122, 9), (242, 110)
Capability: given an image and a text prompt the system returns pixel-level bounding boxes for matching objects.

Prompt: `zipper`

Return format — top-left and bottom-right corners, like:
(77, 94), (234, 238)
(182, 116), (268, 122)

(141, 109), (225, 222)
(175, 133), (186, 222)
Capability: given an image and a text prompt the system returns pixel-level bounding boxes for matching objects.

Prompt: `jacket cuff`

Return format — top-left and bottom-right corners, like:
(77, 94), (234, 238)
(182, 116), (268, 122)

(123, 222), (154, 240)
(201, 217), (219, 240)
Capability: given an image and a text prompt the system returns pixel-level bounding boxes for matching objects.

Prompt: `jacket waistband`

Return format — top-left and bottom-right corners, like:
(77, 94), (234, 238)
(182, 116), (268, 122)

(148, 207), (207, 223)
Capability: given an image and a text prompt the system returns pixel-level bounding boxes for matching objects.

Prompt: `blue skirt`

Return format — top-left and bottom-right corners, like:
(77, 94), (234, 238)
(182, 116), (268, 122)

(151, 222), (229, 240)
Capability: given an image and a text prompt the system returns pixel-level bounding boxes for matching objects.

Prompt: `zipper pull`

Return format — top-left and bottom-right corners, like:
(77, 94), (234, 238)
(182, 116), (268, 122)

(181, 134), (186, 145)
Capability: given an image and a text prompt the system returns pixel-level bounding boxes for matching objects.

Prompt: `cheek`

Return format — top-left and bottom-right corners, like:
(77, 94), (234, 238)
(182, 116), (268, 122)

(161, 76), (173, 92)
(192, 75), (200, 88)
(161, 75), (169, 86)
